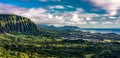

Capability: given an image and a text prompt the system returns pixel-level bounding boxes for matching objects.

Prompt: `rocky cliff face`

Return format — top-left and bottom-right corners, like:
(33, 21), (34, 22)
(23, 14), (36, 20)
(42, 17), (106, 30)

(0, 14), (40, 33)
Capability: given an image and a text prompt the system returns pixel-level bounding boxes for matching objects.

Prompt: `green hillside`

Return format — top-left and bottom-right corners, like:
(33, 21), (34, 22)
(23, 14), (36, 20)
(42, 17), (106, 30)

(0, 14), (57, 37)
(0, 14), (38, 32)
(0, 14), (39, 33)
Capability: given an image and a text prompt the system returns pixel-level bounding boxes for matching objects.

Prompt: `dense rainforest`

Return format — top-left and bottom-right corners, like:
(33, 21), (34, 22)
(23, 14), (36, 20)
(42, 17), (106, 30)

(0, 14), (120, 58)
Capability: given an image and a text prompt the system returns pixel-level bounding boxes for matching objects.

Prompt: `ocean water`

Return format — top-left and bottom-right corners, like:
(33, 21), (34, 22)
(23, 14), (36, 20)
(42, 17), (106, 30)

(80, 28), (120, 34)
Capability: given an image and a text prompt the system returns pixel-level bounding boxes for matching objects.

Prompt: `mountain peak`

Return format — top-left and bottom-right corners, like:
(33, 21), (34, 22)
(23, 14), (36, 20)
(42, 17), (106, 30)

(0, 14), (39, 33)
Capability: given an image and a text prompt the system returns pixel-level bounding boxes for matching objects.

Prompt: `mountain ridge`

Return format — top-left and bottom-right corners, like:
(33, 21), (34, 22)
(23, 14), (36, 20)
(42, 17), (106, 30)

(0, 14), (39, 33)
(0, 14), (57, 37)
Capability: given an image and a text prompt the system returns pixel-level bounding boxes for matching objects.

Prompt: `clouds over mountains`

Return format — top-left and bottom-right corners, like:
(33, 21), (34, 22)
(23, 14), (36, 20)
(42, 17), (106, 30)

(0, 0), (120, 28)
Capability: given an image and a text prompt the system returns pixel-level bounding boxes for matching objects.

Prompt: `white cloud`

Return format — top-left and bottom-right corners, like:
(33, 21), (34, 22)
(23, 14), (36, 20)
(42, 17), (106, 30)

(90, 0), (120, 16)
(115, 19), (120, 24)
(0, 3), (28, 15)
(67, 5), (74, 8)
(89, 21), (98, 24)
(51, 0), (61, 2)
(76, 8), (84, 13)
(114, 19), (120, 24)
(70, 14), (81, 22)
(39, 0), (47, 2)
(102, 21), (113, 24)
(77, 21), (87, 24)
(49, 5), (65, 9)
(108, 16), (117, 19)
(115, 20), (120, 22)
(86, 17), (92, 21)
(47, 14), (54, 18)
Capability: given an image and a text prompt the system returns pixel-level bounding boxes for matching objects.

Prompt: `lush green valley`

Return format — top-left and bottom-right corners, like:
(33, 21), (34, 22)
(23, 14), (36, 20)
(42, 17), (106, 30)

(0, 33), (120, 58)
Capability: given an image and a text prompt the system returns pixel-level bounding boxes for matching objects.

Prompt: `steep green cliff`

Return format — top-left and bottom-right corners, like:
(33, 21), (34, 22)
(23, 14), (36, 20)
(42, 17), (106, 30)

(0, 14), (39, 33)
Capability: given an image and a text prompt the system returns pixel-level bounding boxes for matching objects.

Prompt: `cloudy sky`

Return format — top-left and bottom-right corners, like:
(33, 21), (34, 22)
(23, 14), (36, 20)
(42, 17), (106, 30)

(0, 0), (120, 28)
